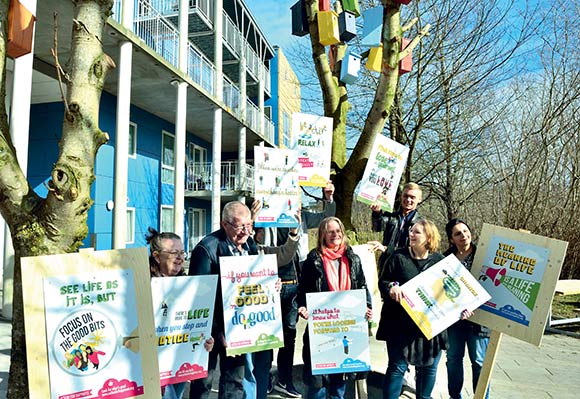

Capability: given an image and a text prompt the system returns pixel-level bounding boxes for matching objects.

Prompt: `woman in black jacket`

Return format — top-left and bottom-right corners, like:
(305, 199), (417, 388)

(297, 217), (372, 399)
(376, 219), (446, 399)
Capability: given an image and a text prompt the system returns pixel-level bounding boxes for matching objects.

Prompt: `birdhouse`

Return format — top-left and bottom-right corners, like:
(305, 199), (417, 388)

(360, 6), (382, 48)
(399, 38), (413, 75)
(328, 45), (338, 70)
(340, 50), (362, 84)
(319, 0), (331, 11)
(7, 0), (36, 59)
(318, 10), (340, 46)
(338, 11), (357, 43)
(365, 46), (383, 73)
(291, 0), (308, 37)
(394, 0), (413, 4)
(341, 0), (361, 17)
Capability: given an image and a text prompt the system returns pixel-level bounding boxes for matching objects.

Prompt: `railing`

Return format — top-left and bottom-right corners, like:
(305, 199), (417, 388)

(133, 0), (179, 67)
(246, 100), (260, 133)
(223, 76), (240, 114)
(187, 43), (215, 95)
(264, 118), (275, 144)
(186, 161), (254, 192)
(223, 13), (241, 56)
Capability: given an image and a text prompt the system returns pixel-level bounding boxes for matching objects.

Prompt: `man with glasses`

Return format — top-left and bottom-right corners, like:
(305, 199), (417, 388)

(188, 201), (300, 399)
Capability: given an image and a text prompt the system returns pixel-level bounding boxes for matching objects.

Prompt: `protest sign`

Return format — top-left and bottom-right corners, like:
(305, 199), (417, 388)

(220, 254), (284, 356)
(306, 289), (371, 375)
(254, 146), (300, 228)
(470, 223), (568, 346)
(399, 254), (491, 340)
(22, 248), (158, 398)
(291, 112), (332, 187)
(151, 275), (217, 386)
(355, 135), (409, 212)
(352, 245), (381, 334)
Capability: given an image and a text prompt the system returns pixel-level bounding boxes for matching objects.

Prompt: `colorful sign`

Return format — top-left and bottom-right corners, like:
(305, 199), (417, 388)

(355, 135), (409, 212)
(220, 254), (284, 356)
(399, 255), (491, 340)
(151, 275), (217, 386)
(306, 289), (371, 375)
(470, 223), (568, 346)
(44, 269), (144, 399)
(291, 112), (333, 187)
(254, 146), (300, 228)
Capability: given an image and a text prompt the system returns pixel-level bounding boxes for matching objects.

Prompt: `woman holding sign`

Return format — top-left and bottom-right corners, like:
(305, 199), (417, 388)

(444, 219), (490, 399)
(377, 219), (446, 399)
(146, 228), (215, 399)
(297, 217), (373, 399)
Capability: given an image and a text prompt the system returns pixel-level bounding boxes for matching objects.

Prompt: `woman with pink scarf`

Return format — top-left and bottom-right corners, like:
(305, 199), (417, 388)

(297, 217), (373, 399)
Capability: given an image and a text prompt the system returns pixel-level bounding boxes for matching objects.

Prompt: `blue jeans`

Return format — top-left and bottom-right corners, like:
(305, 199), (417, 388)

(306, 374), (346, 399)
(163, 382), (186, 399)
(446, 323), (490, 399)
(383, 342), (441, 399)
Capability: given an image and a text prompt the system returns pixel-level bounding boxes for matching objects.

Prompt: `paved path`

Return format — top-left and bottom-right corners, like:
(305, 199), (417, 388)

(0, 317), (578, 398)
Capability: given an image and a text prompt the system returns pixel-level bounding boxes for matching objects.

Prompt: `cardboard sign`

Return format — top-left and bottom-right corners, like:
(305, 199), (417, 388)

(291, 112), (332, 187)
(469, 223), (568, 346)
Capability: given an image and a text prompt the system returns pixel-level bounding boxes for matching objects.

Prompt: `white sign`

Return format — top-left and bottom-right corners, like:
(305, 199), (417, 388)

(306, 290), (371, 375)
(220, 254), (284, 356)
(151, 275), (217, 386)
(400, 255), (491, 340)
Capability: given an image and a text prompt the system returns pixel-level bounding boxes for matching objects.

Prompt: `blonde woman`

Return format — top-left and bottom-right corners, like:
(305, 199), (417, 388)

(297, 217), (372, 399)
(376, 219), (446, 399)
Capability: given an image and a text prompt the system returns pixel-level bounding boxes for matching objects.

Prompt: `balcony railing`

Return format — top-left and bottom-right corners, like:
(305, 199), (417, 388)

(186, 161), (254, 192)
(110, 0), (272, 139)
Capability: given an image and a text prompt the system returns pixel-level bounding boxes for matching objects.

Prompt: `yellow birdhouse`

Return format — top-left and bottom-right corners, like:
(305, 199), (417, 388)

(366, 46), (383, 73)
(318, 11), (340, 46)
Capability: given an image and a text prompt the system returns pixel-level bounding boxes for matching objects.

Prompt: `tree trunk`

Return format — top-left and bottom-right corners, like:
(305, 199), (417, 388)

(0, 1), (115, 396)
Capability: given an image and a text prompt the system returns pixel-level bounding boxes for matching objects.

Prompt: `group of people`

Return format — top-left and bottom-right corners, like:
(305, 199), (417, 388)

(146, 181), (490, 399)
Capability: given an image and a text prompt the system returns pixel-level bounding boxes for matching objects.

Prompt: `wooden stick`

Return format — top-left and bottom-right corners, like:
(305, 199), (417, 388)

(474, 330), (502, 399)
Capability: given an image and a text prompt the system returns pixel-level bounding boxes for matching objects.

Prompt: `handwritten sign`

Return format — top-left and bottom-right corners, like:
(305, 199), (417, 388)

(355, 135), (409, 212)
(470, 223), (568, 346)
(254, 146), (300, 228)
(151, 275), (217, 386)
(291, 112), (332, 187)
(220, 254), (284, 356)
(306, 290), (371, 375)
(399, 255), (491, 340)
(44, 269), (144, 399)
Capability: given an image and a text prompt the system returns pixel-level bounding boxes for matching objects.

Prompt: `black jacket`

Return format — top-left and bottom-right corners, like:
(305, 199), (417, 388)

(372, 208), (421, 260)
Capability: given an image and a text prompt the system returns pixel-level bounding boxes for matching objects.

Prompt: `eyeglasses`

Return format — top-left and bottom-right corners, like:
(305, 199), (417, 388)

(225, 220), (253, 233)
(160, 250), (187, 259)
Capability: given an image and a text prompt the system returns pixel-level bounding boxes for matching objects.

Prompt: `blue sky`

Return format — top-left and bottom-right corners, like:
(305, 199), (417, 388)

(244, 0), (297, 50)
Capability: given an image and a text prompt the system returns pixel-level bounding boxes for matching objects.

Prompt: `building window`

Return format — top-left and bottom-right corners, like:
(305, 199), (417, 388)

(128, 122), (137, 158)
(161, 205), (175, 233)
(126, 208), (135, 244)
(282, 112), (291, 148)
(161, 131), (175, 185)
(188, 207), (206, 250)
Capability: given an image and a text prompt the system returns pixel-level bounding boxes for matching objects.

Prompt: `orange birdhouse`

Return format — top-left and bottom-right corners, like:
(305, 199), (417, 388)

(399, 38), (413, 75)
(394, 0), (413, 4)
(7, 0), (36, 59)
(319, 0), (331, 11)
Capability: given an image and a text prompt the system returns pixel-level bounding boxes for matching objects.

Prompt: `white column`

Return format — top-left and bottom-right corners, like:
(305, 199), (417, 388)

(112, 0), (135, 248)
(211, 109), (222, 230)
(3, 0), (37, 319)
(112, 40), (132, 249)
(211, 0), (224, 230)
(172, 0), (189, 238)
(173, 82), (187, 237)
(258, 67), (265, 137)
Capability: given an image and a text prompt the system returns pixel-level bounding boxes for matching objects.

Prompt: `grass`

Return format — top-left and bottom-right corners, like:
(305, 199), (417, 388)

(552, 294), (580, 320)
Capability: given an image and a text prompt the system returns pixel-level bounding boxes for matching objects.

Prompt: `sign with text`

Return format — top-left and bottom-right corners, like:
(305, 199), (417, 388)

(306, 289), (371, 375)
(400, 255), (491, 340)
(291, 112), (332, 187)
(355, 135), (409, 212)
(151, 275), (217, 386)
(470, 223), (568, 346)
(254, 146), (300, 228)
(220, 254), (284, 356)
(44, 269), (144, 399)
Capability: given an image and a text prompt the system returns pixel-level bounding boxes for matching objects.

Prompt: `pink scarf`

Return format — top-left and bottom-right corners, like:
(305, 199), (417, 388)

(321, 244), (351, 291)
